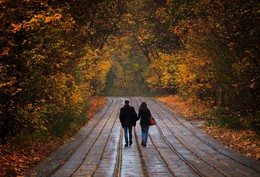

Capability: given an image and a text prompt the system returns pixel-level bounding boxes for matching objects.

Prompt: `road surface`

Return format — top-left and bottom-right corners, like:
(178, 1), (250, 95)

(27, 97), (260, 177)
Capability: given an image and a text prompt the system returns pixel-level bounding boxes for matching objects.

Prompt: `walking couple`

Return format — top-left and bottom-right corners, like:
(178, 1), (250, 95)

(119, 100), (152, 147)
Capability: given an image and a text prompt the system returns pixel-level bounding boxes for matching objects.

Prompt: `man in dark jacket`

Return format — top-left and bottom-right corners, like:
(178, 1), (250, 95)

(119, 100), (137, 147)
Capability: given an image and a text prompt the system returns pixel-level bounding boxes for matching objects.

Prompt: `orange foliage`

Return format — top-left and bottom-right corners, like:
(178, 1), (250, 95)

(203, 125), (260, 160)
(86, 97), (108, 119)
(0, 138), (63, 176)
(158, 95), (209, 120)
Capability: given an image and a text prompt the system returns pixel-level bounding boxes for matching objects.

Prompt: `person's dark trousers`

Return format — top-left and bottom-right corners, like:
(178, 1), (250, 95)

(123, 126), (133, 146)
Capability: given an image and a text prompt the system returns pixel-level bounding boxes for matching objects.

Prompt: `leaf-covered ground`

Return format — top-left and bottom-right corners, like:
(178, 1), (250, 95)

(158, 95), (260, 160)
(203, 125), (260, 159)
(0, 97), (107, 177)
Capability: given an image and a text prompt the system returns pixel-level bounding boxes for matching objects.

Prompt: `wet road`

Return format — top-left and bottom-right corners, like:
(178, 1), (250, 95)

(28, 97), (260, 177)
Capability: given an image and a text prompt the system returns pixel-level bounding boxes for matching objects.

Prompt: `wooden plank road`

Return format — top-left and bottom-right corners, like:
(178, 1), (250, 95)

(27, 97), (260, 177)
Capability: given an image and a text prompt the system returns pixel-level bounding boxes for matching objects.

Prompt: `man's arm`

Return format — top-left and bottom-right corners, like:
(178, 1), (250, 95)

(119, 108), (123, 123)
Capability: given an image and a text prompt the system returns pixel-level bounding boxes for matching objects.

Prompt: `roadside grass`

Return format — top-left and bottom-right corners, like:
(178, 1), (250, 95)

(157, 95), (260, 160)
(0, 96), (108, 177)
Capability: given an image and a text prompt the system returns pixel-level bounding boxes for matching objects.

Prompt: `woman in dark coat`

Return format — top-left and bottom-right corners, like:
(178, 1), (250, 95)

(137, 102), (152, 147)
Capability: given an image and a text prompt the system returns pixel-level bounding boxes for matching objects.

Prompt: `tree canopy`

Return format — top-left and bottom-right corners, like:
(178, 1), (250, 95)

(1, 0), (259, 143)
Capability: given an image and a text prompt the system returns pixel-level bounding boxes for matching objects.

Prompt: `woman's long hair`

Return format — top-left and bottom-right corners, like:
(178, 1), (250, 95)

(139, 102), (148, 111)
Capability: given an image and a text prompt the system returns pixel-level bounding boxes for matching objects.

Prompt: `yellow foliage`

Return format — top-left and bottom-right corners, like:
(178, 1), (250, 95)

(147, 52), (179, 89)
(172, 48), (214, 98)
(70, 92), (82, 104)
(176, 63), (196, 84)
(146, 76), (160, 90)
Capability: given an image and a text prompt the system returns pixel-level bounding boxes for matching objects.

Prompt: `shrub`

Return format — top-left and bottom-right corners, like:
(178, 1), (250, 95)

(216, 115), (242, 130)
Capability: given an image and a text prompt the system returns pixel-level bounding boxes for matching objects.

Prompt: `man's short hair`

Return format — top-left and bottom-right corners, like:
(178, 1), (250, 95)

(125, 100), (129, 104)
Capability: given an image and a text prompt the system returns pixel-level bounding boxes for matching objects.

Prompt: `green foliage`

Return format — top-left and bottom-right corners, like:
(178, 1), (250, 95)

(49, 115), (75, 138)
(103, 36), (153, 96)
(46, 93), (90, 137)
(206, 107), (243, 130)
(216, 115), (242, 130)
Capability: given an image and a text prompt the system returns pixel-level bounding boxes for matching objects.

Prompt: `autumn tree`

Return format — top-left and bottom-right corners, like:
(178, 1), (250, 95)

(1, 0), (259, 144)
(0, 0), (119, 143)
(154, 0), (259, 116)
(1, 0), (75, 142)
(117, 0), (259, 118)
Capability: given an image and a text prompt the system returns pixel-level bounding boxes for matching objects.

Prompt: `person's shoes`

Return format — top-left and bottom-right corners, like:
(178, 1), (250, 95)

(143, 142), (146, 147)
(125, 143), (128, 147)
(129, 140), (133, 146)
(141, 140), (144, 146)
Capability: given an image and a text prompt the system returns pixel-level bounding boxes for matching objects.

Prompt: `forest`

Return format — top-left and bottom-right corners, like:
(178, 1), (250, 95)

(1, 0), (259, 144)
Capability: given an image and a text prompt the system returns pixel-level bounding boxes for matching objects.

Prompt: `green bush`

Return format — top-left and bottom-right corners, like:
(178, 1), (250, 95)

(216, 115), (242, 129)
(205, 107), (243, 129)
(49, 113), (87, 138)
